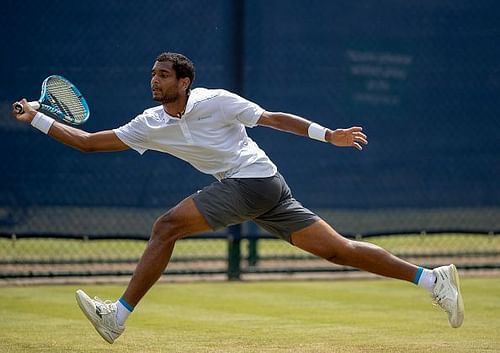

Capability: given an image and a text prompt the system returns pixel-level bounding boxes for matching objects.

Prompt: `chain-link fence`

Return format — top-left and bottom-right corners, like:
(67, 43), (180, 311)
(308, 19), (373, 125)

(1, 1), (499, 280)
(1, 231), (499, 281)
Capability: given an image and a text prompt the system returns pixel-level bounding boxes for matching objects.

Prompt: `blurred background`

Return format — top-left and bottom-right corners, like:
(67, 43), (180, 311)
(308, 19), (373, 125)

(1, 0), (499, 281)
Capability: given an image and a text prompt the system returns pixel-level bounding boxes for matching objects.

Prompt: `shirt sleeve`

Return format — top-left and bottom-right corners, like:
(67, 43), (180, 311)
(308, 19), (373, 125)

(113, 114), (150, 155)
(218, 90), (264, 127)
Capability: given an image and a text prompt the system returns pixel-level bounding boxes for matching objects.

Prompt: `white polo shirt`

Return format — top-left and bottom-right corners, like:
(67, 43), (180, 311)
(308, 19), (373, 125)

(113, 88), (277, 180)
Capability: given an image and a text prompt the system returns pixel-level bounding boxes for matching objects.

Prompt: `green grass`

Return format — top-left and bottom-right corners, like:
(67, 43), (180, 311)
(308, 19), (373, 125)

(0, 238), (226, 261)
(1, 233), (498, 262)
(0, 278), (498, 352)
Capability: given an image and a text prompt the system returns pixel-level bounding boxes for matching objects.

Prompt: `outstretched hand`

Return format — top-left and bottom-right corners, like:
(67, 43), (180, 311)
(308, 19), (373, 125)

(327, 127), (368, 150)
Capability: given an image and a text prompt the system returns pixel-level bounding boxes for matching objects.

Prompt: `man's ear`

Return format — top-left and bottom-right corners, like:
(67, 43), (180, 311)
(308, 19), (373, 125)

(180, 77), (191, 92)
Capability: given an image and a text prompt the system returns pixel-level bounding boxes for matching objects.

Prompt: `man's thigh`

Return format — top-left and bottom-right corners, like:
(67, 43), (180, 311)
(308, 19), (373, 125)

(254, 198), (320, 243)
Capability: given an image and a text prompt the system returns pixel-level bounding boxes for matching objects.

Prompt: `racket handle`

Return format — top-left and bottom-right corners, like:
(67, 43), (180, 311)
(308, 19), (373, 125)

(14, 101), (41, 114)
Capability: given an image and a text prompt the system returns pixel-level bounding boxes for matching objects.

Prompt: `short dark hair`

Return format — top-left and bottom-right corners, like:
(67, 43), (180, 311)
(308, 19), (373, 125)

(156, 52), (195, 92)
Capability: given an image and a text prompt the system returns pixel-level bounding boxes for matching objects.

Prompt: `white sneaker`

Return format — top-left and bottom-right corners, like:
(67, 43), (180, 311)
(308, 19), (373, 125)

(75, 289), (125, 344)
(431, 264), (464, 328)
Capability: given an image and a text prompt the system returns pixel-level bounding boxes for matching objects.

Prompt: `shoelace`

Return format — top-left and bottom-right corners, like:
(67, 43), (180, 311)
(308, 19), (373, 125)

(431, 291), (453, 312)
(432, 294), (443, 306)
(93, 297), (115, 315)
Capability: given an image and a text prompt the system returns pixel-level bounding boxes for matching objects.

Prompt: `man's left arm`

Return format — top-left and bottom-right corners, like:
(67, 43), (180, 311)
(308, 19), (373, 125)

(256, 111), (368, 150)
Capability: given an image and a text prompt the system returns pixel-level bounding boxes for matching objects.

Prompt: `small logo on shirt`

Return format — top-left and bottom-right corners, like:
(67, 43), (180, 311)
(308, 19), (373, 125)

(197, 116), (212, 121)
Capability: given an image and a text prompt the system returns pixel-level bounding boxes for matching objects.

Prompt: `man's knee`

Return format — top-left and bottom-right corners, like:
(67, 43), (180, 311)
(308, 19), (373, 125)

(325, 239), (358, 264)
(326, 240), (382, 265)
(151, 210), (182, 242)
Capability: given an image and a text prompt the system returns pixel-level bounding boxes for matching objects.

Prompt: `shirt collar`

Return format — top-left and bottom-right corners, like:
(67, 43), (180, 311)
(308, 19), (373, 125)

(184, 90), (195, 115)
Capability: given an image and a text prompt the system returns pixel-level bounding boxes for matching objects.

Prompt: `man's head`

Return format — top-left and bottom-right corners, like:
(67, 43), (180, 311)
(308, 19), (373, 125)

(151, 52), (195, 104)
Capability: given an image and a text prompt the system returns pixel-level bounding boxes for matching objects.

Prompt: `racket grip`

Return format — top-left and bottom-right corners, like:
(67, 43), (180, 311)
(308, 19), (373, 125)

(14, 101), (41, 114)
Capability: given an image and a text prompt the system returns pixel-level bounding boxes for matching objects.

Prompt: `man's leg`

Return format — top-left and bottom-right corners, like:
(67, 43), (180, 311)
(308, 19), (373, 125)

(76, 196), (212, 343)
(290, 219), (464, 328)
(121, 196), (212, 306)
(290, 219), (418, 281)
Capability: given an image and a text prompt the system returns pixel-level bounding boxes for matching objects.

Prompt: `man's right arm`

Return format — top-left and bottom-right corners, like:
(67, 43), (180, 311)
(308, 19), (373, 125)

(13, 98), (129, 153)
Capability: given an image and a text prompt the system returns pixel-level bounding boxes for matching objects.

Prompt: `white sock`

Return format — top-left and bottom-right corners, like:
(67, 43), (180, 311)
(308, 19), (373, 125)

(417, 268), (437, 292)
(115, 299), (133, 326)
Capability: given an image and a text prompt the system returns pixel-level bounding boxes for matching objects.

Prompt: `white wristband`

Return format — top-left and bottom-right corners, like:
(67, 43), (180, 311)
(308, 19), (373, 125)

(308, 122), (328, 142)
(31, 112), (55, 134)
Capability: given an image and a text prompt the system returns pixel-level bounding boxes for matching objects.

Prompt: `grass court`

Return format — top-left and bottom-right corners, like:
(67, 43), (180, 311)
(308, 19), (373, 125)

(0, 277), (498, 352)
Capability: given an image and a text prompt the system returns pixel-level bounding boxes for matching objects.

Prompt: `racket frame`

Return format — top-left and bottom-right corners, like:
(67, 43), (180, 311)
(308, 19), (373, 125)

(14, 75), (90, 126)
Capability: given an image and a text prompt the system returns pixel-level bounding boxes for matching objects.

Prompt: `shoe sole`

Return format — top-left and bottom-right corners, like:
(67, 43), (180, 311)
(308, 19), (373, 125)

(449, 264), (465, 328)
(75, 290), (115, 344)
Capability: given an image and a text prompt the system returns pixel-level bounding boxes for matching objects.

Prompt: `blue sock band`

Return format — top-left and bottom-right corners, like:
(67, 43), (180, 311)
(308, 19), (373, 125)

(119, 297), (134, 312)
(413, 267), (424, 285)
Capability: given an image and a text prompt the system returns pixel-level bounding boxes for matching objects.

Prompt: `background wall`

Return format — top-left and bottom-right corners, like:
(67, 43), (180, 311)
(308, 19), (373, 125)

(1, 0), (499, 237)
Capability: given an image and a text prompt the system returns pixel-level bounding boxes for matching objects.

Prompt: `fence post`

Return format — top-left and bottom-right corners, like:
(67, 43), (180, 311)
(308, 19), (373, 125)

(247, 222), (259, 266)
(227, 224), (242, 280)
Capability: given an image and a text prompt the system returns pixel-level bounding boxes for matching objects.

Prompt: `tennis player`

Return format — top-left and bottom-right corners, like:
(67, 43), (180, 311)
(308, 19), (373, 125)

(13, 52), (464, 343)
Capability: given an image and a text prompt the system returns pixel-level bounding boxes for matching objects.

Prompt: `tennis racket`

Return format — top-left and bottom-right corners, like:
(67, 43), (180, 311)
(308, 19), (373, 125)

(14, 75), (90, 125)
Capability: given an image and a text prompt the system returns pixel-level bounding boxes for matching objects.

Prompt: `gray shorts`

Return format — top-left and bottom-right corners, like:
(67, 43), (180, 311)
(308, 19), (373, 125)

(192, 172), (320, 243)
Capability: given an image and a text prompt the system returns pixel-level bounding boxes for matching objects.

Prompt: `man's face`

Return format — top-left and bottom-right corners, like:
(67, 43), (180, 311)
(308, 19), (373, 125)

(150, 61), (187, 103)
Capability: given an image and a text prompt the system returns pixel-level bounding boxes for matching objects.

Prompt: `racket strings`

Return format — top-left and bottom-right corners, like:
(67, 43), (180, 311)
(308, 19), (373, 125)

(46, 78), (87, 122)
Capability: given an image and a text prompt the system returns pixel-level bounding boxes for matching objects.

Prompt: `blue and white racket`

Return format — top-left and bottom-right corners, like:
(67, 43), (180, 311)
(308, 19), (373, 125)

(14, 75), (90, 125)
